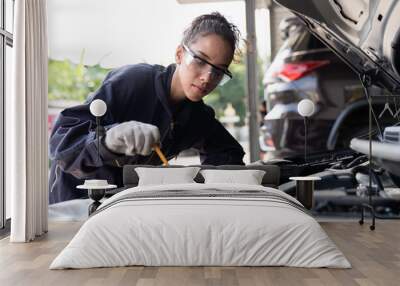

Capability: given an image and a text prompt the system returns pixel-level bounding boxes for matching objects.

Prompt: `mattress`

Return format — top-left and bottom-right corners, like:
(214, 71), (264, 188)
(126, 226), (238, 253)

(50, 183), (351, 269)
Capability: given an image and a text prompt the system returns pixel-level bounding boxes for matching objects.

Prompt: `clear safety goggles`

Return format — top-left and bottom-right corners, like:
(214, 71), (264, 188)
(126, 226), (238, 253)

(182, 44), (232, 86)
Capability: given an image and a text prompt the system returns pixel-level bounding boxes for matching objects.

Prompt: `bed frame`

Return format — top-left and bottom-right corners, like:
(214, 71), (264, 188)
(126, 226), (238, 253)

(106, 164), (281, 197)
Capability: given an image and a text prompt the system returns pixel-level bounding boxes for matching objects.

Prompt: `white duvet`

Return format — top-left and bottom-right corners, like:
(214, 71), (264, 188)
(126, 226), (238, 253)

(50, 183), (351, 269)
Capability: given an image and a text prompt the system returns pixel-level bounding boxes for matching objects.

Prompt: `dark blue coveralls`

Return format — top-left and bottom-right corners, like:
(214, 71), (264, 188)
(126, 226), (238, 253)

(49, 63), (245, 204)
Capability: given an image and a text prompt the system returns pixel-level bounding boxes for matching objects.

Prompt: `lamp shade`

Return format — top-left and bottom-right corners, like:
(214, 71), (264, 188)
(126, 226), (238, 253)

(297, 99), (315, 117)
(90, 99), (107, 117)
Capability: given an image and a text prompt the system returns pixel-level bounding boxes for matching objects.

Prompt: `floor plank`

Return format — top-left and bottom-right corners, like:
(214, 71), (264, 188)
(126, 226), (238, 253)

(0, 220), (399, 286)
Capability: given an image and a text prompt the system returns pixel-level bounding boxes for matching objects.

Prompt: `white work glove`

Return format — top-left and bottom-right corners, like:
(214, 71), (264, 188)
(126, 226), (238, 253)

(104, 121), (160, 156)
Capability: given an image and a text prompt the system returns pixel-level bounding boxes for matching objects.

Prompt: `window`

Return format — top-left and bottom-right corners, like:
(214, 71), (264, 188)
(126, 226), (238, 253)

(0, 0), (14, 232)
(5, 0), (13, 33)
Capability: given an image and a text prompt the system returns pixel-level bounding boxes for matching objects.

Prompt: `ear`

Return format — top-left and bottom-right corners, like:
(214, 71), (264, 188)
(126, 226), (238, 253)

(175, 45), (184, 65)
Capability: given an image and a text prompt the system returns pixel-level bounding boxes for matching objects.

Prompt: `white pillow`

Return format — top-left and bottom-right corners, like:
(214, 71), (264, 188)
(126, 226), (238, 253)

(135, 167), (201, 186)
(200, 169), (266, 185)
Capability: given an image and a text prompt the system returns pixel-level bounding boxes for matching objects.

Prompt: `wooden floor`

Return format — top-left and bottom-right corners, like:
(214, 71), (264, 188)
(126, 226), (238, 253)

(0, 220), (399, 286)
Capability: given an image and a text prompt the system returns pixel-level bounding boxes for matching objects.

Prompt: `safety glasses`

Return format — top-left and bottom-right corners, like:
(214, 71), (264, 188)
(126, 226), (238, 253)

(182, 44), (232, 86)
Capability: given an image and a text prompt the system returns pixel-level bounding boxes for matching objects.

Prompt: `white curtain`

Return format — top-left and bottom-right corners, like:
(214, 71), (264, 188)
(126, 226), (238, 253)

(8, 0), (49, 242)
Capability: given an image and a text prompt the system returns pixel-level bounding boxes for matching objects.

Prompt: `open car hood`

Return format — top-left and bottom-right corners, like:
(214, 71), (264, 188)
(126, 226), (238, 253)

(274, 0), (400, 92)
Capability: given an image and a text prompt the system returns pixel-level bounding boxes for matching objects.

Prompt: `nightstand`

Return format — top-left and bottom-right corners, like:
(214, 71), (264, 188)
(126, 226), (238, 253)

(289, 176), (321, 210)
(77, 180), (117, 215)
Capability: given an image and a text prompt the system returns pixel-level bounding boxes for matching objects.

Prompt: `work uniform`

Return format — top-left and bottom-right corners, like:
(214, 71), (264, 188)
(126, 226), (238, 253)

(49, 63), (245, 204)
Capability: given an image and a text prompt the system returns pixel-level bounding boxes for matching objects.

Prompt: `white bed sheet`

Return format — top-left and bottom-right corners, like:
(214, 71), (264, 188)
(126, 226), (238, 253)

(50, 183), (350, 269)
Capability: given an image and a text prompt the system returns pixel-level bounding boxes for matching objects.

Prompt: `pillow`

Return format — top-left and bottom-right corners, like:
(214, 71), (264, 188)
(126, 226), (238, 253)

(135, 167), (201, 186)
(200, 169), (266, 185)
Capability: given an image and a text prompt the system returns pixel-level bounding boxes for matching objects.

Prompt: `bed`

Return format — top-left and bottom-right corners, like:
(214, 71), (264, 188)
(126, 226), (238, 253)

(49, 165), (350, 269)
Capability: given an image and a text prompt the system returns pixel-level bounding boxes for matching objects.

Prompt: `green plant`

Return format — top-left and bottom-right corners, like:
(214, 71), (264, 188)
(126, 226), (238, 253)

(48, 50), (110, 102)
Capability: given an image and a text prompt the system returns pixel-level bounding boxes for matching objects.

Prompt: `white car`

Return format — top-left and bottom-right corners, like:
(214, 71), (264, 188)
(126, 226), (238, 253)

(274, 0), (400, 90)
(275, 0), (400, 181)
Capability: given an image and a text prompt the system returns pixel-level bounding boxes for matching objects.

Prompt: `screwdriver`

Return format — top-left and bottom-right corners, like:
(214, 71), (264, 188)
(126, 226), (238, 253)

(153, 145), (169, 166)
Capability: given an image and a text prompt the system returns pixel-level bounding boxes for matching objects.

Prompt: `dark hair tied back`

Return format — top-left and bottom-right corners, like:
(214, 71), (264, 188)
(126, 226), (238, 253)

(182, 12), (241, 54)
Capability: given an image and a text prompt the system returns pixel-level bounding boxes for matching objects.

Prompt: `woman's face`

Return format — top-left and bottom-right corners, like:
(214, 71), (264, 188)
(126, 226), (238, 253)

(176, 34), (234, 102)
